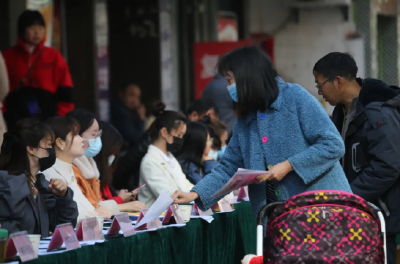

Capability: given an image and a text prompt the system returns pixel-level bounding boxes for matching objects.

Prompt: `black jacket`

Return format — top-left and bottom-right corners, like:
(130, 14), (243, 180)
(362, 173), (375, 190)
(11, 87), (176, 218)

(332, 78), (400, 234)
(0, 171), (78, 237)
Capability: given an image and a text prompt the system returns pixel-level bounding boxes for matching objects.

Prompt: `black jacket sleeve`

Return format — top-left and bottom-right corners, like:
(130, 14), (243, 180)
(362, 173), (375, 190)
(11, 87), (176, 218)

(36, 174), (78, 231)
(351, 103), (400, 201)
(0, 172), (30, 234)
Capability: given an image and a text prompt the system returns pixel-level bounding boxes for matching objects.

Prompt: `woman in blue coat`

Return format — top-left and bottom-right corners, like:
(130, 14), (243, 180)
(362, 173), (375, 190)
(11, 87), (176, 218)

(172, 47), (351, 215)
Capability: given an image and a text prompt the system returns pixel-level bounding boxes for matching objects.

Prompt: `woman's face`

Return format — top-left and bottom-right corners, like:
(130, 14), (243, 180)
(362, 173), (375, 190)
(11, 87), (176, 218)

(82, 119), (101, 140)
(28, 136), (53, 160)
(220, 130), (228, 147)
(163, 123), (187, 144)
(224, 71), (236, 85)
(204, 133), (212, 156)
(65, 133), (85, 157)
(24, 24), (46, 45)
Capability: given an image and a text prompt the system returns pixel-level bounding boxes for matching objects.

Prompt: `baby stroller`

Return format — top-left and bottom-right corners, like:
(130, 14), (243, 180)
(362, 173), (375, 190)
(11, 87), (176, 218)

(256, 190), (387, 264)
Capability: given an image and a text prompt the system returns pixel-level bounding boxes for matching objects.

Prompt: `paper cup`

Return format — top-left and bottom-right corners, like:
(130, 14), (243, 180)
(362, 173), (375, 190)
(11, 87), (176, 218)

(28, 234), (41, 255)
(178, 205), (193, 222)
(96, 216), (105, 230)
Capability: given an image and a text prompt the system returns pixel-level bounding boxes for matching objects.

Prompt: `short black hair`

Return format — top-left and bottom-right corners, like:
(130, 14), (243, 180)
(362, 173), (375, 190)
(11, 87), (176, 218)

(313, 52), (358, 81)
(217, 46), (279, 117)
(66, 109), (96, 135)
(185, 98), (216, 117)
(18, 10), (45, 36)
(118, 82), (140, 93)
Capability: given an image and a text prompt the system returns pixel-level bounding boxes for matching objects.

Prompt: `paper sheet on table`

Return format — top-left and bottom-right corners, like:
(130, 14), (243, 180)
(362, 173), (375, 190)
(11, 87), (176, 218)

(190, 215), (214, 223)
(211, 168), (268, 198)
(134, 190), (173, 229)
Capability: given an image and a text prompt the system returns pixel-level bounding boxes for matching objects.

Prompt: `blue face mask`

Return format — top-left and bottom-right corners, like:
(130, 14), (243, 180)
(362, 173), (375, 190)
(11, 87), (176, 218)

(227, 82), (237, 102)
(84, 137), (102, 158)
(208, 149), (219, 161)
(108, 155), (115, 166)
(218, 145), (227, 160)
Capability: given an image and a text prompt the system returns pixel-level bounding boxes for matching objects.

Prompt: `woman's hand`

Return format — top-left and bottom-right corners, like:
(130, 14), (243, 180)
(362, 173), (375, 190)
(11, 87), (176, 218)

(171, 190), (199, 204)
(94, 206), (112, 219)
(118, 189), (138, 202)
(49, 178), (68, 198)
(119, 201), (147, 212)
(256, 161), (293, 184)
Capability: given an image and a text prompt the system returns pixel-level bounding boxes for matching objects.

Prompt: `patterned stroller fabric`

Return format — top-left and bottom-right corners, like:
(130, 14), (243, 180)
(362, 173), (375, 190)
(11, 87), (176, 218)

(264, 191), (384, 264)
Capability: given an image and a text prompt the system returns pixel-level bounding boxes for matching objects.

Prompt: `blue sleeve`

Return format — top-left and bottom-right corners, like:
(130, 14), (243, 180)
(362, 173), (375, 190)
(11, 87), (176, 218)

(287, 85), (345, 184)
(180, 161), (203, 185)
(203, 160), (218, 175)
(192, 122), (244, 211)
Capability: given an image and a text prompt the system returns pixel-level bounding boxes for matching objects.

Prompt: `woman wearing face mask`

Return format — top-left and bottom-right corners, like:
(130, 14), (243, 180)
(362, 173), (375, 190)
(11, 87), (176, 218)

(0, 118), (78, 236)
(67, 109), (120, 214)
(203, 117), (228, 161)
(176, 122), (218, 184)
(172, 46), (351, 218)
(139, 102), (194, 207)
(95, 121), (147, 212)
(43, 116), (112, 222)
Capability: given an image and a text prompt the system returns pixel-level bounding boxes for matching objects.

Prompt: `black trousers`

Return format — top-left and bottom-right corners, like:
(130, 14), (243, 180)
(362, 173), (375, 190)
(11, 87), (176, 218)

(386, 234), (397, 264)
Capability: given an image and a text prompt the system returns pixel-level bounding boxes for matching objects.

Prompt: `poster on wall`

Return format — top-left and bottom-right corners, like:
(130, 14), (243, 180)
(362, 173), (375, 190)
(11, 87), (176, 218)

(94, 0), (110, 121)
(26, 0), (54, 47)
(218, 12), (238, 42)
(194, 40), (253, 99)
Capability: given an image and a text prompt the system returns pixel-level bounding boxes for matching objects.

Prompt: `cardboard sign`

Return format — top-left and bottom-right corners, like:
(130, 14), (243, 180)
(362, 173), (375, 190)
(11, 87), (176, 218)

(107, 213), (136, 237)
(135, 209), (162, 229)
(6, 231), (37, 262)
(193, 204), (213, 216)
(47, 223), (80, 252)
(237, 187), (249, 202)
(218, 198), (233, 212)
(76, 217), (101, 241)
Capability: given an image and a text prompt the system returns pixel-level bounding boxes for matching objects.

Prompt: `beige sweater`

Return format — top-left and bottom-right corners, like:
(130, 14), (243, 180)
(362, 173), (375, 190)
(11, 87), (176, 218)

(0, 52), (9, 147)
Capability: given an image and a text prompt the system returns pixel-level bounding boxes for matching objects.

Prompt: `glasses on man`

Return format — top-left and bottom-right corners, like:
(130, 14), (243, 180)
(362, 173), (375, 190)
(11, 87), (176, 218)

(316, 77), (335, 90)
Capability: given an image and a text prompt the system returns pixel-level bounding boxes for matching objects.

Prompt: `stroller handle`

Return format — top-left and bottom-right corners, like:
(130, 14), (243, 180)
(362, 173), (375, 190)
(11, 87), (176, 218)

(257, 201), (286, 226)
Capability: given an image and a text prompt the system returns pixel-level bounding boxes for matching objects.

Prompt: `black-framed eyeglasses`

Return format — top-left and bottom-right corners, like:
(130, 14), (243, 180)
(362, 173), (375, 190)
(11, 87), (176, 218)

(316, 77), (335, 90)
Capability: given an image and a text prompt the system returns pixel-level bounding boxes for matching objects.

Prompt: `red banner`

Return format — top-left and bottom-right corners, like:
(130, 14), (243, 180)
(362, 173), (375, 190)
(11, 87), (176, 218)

(193, 40), (253, 99)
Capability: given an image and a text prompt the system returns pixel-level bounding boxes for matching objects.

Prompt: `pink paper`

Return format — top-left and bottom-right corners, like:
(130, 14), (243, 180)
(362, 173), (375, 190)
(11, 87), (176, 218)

(237, 187), (249, 202)
(115, 213), (136, 237)
(76, 217), (101, 241)
(194, 204), (213, 216)
(218, 198), (232, 212)
(212, 169), (267, 198)
(47, 223), (80, 251)
(6, 231), (37, 262)
(162, 207), (173, 224)
(170, 204), (184, 224)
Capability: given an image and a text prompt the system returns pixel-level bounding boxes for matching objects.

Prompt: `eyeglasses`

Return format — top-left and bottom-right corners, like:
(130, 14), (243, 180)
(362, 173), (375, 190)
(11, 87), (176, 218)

(95, 130), (103, 138)
(83, 129), (102, 140)
(316, 77), (335, 90)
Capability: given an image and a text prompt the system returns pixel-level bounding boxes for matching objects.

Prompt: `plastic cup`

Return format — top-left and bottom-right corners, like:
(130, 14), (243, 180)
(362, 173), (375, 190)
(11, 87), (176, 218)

(178, 205), (193, 222)
(28, 234), (41, 255)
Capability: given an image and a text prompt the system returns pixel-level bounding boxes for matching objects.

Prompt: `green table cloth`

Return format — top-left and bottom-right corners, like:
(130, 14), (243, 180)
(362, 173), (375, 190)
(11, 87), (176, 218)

(27, 202), (256, 264)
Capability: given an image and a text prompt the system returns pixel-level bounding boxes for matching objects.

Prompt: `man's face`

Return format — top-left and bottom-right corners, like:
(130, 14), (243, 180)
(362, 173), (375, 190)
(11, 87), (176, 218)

(123, 85), (141, 110)
(24, 24), (45, 45)
(314, 73), (342, 106)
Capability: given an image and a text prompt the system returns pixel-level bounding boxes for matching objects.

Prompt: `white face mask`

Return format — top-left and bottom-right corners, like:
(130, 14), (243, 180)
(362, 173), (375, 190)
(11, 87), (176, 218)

(108, 155), (115, 166)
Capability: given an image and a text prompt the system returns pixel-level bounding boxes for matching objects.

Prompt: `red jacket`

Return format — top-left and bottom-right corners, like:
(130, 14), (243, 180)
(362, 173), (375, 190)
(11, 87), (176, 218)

(100, 184), (124, 204)
(2, 38), (74, 126)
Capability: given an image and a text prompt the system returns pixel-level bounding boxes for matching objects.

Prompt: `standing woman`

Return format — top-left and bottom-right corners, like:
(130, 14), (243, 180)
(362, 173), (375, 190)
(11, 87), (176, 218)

(0, 119), (78, 236)
(172, 47), (351, 215)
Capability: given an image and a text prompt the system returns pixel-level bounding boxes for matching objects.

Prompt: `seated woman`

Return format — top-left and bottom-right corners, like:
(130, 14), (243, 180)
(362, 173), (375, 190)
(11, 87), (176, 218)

(95, 121), (147, 212)
(177, 122), (217, 184)
(0, 118), (78, 236)
(204, 117), (228, 161)
(67, 109), (119, 214)
(43, 116), (112, 222)
(139, 102), (194, 207)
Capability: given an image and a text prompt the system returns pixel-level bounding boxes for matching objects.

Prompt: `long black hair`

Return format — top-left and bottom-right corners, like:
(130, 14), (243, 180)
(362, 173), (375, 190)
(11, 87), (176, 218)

(0, 118), (54, 186)
(95, 121), (124, 194)
(217, 46), (279, 117)
(176, 122), (208, 170)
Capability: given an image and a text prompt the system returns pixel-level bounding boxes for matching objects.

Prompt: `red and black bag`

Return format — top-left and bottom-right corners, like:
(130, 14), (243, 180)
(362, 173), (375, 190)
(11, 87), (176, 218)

(258, 191), (385, 264)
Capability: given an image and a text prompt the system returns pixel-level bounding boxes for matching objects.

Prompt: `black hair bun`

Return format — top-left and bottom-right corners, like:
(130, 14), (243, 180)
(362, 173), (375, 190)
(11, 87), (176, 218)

(152, 101), (166, 117)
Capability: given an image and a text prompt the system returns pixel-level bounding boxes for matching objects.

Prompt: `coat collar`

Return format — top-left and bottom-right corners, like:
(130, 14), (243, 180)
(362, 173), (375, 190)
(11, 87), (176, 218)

(246, 76), (286, 125)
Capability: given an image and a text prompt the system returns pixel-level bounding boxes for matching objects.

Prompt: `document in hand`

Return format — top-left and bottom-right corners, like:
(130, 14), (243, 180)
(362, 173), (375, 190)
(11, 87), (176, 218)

(211, 168), (268, 198)
(134, 190), (173, 229)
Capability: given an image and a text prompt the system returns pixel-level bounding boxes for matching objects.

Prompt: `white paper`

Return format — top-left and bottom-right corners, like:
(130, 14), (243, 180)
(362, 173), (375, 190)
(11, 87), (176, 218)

(212, 169), (268, 198)
(190, 215), (214, 223)
(134, 190), (173, 229)
(162, 223), (186, 228)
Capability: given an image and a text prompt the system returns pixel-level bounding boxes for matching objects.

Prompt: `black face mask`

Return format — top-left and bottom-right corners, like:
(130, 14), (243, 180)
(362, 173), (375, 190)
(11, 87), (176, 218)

(167, 137), (183, 154)
(37, 148), (56, 171)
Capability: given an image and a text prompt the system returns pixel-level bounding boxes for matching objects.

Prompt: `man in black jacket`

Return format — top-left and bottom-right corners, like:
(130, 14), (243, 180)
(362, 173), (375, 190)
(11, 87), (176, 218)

(313, 52), (400, 263)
